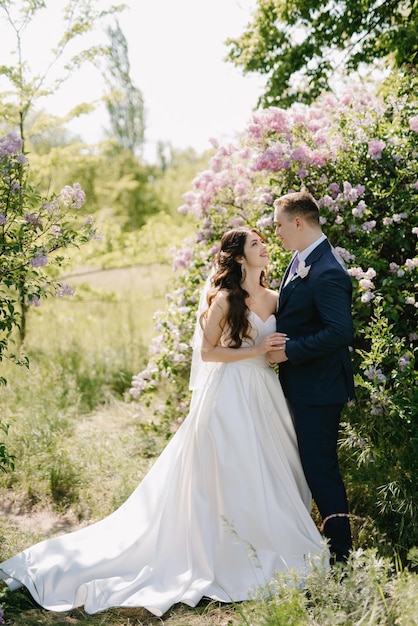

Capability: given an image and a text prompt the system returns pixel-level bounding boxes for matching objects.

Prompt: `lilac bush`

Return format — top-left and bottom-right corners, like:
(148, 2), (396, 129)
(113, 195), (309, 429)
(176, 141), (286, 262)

(131, 72), (417, 555)
(0, 132), (98, 471)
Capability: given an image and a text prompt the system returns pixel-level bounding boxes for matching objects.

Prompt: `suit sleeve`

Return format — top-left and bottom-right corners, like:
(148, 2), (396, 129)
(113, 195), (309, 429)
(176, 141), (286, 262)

(285, 268), (354, 364)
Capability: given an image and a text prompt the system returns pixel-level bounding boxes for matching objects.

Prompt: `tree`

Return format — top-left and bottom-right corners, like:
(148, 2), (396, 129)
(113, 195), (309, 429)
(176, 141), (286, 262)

(225, 0), (418, 108)
(0, 0), (126, 145)
(103, 19), (145, 156)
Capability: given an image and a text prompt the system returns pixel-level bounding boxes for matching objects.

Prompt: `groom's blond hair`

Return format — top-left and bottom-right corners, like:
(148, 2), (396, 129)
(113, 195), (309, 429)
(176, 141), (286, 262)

(275, 190), (320, 226)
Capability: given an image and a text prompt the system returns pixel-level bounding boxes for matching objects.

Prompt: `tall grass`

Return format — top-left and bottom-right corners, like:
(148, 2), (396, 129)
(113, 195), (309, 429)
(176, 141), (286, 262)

(0, 263), (171, 521)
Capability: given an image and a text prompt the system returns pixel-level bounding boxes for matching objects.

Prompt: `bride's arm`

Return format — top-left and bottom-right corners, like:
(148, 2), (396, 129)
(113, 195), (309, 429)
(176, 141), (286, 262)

(201, 291), (284, 363)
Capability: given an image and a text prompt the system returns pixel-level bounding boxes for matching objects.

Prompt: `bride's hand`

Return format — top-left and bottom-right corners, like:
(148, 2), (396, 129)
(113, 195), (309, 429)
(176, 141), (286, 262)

(258, 332), (288, 355)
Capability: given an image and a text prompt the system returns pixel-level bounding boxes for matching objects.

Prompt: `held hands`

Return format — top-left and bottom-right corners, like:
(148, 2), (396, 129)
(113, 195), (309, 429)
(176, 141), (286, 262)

(263, 332), (289, 364)
(259, 332), (288, 356)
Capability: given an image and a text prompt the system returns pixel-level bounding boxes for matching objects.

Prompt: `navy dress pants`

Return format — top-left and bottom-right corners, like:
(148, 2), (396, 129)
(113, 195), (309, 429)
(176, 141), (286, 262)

(288, 401), (352, 563)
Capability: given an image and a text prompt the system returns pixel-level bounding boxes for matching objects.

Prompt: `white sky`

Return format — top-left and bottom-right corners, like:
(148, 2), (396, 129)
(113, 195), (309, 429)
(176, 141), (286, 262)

(1, 0), (265, 162)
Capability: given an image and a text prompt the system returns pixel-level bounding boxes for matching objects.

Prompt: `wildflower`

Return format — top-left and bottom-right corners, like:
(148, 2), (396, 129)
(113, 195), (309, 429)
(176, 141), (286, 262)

(0, 213), (6, 225)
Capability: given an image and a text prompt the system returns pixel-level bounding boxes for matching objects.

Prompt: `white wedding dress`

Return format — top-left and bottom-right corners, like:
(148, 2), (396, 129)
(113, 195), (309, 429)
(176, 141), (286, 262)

(0, 312), (326, 617)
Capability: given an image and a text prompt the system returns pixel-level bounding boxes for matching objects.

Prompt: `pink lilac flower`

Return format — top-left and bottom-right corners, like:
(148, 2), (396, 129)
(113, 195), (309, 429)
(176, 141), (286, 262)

(383, 217), (393, 226)
(393, 212), (407, 222)
(343, 181), (360, 202)
(405, 258), (418, 271)
(411, 181), (418, 190)
(348, 267), (364, 279)
(389, 262), (399, 272)
(364, 268), (376, 279)
(359, 278), (374, 290)
(406, 296), (415, 305)
(172, 246), (193, 271)
(60, 182), (86, 209)
(367, 139), (386, 159)
(352, 200), (367, 218)
(409, 115), (418, 132)
(413, 227), (418, 235)
(50, 224), (61, 237)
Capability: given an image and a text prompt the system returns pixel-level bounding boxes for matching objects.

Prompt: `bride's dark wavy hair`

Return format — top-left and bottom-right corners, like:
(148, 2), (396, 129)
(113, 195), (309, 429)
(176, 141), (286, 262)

(202, 227), (267, 348)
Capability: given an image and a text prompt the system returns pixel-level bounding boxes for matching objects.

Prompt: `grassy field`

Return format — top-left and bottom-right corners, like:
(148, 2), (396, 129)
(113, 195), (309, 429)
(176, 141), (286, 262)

(1, 263), (417, 625)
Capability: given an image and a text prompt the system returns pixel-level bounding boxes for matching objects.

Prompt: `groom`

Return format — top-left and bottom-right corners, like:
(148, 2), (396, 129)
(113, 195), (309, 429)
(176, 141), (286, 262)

(268, 190), (355, 564)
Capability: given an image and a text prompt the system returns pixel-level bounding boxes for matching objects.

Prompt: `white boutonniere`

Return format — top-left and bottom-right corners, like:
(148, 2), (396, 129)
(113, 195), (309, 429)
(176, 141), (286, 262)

(292, 260), (311, 280)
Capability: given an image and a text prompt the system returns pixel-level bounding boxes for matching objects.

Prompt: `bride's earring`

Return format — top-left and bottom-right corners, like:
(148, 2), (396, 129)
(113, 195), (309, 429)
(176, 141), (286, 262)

(241, 264), (246, 280)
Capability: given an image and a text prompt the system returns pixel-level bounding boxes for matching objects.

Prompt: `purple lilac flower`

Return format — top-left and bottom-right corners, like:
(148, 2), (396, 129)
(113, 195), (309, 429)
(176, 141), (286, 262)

(25, 213), (43, 228)
(27, 294), (40, 307)
(362, 220), (376, 231)
(399, 354), (411, 371)
(0, 213), (6, 225)
(55, 283), (76, 297)
(31, 253), (48, 267)
(334, 246), (355, 263)
(0, 132), (23, 158)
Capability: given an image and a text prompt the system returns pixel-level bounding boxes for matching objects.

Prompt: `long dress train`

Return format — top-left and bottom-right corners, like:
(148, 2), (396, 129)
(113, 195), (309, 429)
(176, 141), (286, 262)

(0, 312), (326, 617)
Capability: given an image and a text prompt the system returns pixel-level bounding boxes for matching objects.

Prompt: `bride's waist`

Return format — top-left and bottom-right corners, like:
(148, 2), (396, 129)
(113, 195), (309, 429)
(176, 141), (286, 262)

(227, 355), (269, 369)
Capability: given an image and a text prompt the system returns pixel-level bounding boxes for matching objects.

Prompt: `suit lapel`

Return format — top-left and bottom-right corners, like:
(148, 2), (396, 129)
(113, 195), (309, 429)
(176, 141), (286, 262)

(278, 252), (298, 302)
(278, 239), (331, 307)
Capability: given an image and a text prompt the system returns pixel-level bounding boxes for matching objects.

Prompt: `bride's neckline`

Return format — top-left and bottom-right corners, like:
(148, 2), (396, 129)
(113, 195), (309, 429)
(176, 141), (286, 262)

(249, 310), (276, 324)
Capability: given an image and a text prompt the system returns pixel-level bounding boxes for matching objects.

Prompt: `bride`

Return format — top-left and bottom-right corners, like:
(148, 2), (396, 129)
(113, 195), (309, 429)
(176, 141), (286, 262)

(0, 227), (326, 617)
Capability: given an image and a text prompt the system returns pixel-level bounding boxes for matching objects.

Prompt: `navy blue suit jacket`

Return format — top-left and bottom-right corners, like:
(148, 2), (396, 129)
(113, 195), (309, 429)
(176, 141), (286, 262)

(276, 239), (355, 406)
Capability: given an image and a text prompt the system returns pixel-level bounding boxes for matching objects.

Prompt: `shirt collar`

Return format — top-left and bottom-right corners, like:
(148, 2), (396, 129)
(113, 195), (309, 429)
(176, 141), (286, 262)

(298, 233), (327, 263)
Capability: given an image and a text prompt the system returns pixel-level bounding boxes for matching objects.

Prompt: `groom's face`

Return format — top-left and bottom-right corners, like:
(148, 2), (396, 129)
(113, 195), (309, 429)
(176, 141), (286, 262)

(273, 206), (300, 251)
